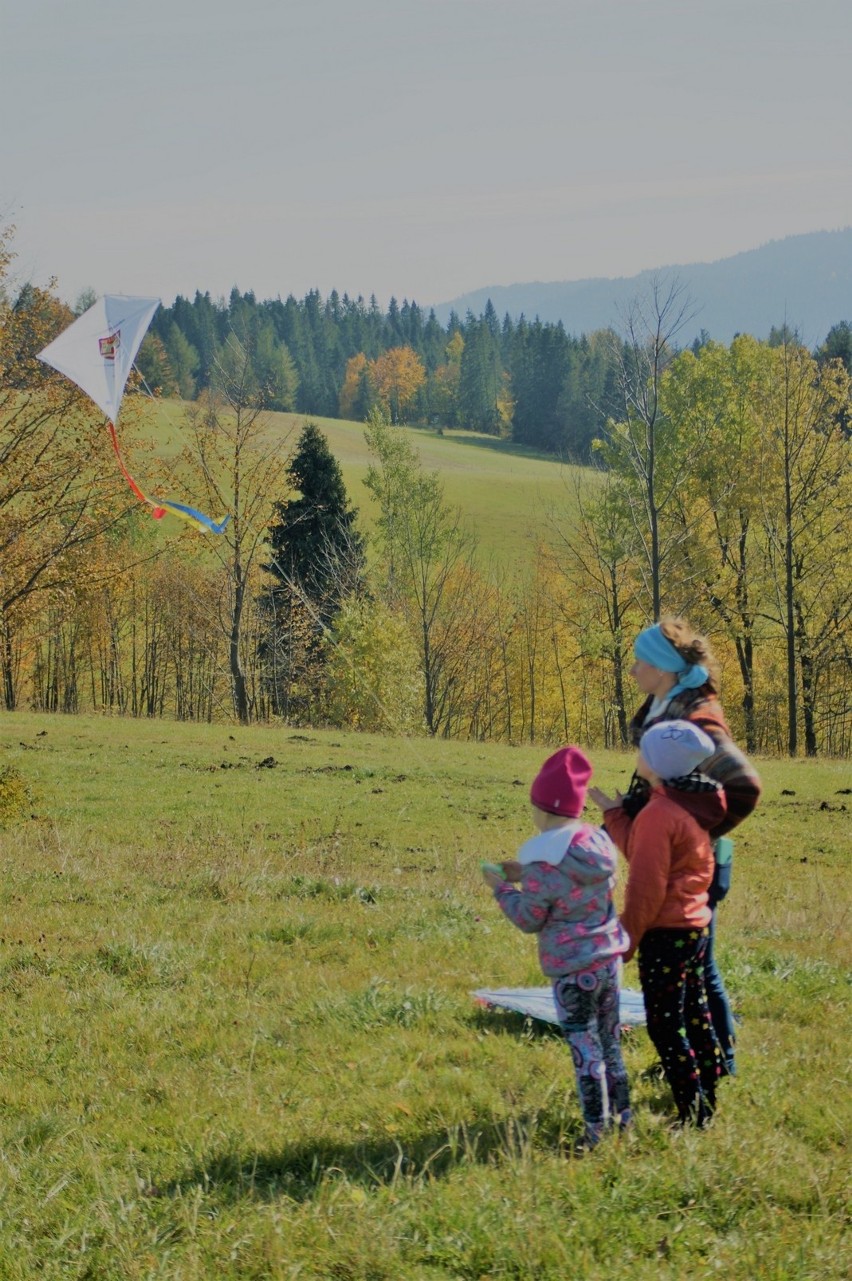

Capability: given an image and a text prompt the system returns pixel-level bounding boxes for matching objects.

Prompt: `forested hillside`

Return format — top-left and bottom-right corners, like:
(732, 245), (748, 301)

(139, 288), (624, 461)
(137, 267), (852, 464)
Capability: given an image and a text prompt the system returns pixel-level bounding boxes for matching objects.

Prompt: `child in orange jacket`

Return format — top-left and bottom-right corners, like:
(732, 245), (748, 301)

(589, 720), (724, 1127)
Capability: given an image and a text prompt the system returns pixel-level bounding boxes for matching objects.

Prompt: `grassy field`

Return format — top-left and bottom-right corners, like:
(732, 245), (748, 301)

(137, 398), (587, 564)
(0, 712), (848, 1279)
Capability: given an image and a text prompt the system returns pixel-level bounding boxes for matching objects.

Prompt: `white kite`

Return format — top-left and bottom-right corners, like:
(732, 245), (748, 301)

(37, 294), (229, 534)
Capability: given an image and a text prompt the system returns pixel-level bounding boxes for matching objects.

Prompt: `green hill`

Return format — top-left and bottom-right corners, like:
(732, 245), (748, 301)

(138, 399), (589, 563)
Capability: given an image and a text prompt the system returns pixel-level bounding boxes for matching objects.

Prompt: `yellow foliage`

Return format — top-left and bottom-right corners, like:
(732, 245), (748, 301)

(371, 347), (426, 423)
(339, 352), (371, 419)
(324, 596), (423, 734)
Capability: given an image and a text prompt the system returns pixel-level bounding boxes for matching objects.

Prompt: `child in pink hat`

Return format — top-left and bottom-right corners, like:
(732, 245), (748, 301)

(482, 746), (631, 1150)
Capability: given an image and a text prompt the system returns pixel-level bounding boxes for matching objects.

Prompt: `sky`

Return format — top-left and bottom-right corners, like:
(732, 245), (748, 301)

(3, 0), (851, 311)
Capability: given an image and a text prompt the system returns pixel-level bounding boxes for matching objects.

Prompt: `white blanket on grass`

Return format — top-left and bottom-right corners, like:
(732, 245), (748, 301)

(473, 986), (646, 1027)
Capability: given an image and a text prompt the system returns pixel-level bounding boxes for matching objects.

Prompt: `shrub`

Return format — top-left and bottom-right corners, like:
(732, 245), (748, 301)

(0, 765), (36, 828)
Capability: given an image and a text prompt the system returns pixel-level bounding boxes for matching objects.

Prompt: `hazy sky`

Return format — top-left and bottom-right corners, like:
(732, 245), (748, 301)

(3, 0), (850, 310)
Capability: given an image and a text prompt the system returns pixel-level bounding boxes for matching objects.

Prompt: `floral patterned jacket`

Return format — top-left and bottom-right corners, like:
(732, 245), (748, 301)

(493, 823), (629, 978)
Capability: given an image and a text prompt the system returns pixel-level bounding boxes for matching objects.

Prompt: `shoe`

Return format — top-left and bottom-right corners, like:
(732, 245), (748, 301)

(568, 1124), (604, 1156)
(616, 1109), (634, 1134)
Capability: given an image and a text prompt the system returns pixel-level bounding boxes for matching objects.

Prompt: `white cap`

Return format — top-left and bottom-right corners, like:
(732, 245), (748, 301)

(640, 720), (716, 780)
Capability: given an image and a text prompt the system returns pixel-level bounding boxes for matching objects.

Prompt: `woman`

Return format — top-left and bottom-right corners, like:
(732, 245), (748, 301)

(624, 616), (761, 1076)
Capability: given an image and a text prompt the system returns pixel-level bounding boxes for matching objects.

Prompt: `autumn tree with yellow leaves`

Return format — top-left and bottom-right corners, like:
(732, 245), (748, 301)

(339, 347), (426, 424)
(369, 346), (426, 424)
(0, 226), (148, 709)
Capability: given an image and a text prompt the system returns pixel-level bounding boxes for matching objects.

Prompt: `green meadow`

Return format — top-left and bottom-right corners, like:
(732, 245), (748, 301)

(140, 398), (586, 563)
(0, 712), (848, 1279)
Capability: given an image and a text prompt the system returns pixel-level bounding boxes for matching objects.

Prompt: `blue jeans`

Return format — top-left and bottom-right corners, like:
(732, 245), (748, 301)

(704, 907), (736, 1075)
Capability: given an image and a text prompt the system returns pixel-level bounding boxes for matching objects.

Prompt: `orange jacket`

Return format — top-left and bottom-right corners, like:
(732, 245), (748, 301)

(604, 784), (724, 960)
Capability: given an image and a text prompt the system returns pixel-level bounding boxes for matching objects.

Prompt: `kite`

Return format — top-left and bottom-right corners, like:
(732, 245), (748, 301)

(472, 986), (646, 1027)
(37, 294), (229, 534)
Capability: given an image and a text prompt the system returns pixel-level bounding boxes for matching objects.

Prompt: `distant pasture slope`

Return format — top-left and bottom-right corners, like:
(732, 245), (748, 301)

(139, 398), (589, 563)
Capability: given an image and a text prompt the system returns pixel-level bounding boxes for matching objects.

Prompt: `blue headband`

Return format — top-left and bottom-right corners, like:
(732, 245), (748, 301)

(634, 624), (709, 693)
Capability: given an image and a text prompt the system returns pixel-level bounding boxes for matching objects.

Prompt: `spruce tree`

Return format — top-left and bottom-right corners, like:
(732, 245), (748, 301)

(260, 422), (366, 719)
(263, 421), (366, 620)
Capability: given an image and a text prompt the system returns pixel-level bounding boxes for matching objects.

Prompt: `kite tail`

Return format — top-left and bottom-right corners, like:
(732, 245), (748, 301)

(148, 498), (232, 536)
(108, 421), (166, 519)
(107, 421), (229, 533)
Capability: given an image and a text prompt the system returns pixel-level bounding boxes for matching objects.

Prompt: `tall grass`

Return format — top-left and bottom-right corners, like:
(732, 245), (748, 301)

(0, 712), (848, 1278)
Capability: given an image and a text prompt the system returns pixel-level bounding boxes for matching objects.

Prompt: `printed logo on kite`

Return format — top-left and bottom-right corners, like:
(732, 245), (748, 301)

(98, 330), (121, 361)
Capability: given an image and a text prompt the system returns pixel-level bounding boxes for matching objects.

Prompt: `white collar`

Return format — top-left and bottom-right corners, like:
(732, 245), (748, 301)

(517, 822), (586, 865)
(649, 692), (675, 718)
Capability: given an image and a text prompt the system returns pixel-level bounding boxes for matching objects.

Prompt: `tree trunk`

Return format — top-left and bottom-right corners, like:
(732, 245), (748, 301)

(649, 479), (661, 618)
(230, 569), (250, 724)
(422, 619), (436, 734)
(795, 600), (819, 756)
(735, 633), (757, 755)
(784, 440), (797, 756)
(610, 566), (629, 746)
(2, 613), (17, 711)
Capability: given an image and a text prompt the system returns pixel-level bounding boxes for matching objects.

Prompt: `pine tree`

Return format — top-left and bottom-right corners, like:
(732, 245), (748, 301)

(458, 317), (504, 434)
(264, 422), (365, 614)
(260, 423), (366, 718)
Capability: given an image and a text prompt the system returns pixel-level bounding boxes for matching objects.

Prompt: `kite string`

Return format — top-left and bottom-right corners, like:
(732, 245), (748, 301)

(129, 358), (515, 860)
(256, 541), (514, 865)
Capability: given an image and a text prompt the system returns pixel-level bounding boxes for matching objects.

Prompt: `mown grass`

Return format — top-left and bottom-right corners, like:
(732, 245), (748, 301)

(132, 397), (586, 564)
(0, 712), (849, 1279)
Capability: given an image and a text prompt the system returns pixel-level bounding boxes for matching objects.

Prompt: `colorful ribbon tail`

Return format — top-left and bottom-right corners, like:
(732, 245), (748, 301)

(108, 421), (165, 517)
(151, 498), (231, 535)
(108, 422), (228, 531)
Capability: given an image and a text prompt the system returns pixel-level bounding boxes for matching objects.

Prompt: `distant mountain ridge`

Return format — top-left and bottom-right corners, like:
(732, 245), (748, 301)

(432, 228), (852, 345)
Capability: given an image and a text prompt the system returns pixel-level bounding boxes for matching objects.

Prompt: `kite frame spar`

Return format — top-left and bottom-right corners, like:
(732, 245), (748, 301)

(37, 294), (229, 534)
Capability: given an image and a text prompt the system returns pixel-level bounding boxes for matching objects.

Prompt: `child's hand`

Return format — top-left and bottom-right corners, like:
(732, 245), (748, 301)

(588, 786), (621, 812)
(500, 860), (522, 882)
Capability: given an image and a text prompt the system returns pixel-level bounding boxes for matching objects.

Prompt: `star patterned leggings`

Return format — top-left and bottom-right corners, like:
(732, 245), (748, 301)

(638, 926), (722, 1126)
(553, 958), (632, 1144)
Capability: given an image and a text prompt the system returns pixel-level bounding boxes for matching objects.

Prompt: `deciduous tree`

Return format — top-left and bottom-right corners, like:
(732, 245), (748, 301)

(371, 346), (426, 424)
(657, 336), (772, 750)
(179, 332), (293, 723)
(0, 228), (141, 708)
(757, 338), (851, 754)
(599, 275), (698, 617)
(364, 411), (478, 733)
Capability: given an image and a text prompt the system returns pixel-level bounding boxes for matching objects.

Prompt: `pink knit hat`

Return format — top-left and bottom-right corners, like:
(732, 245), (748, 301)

(530, 746), (592, 817)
